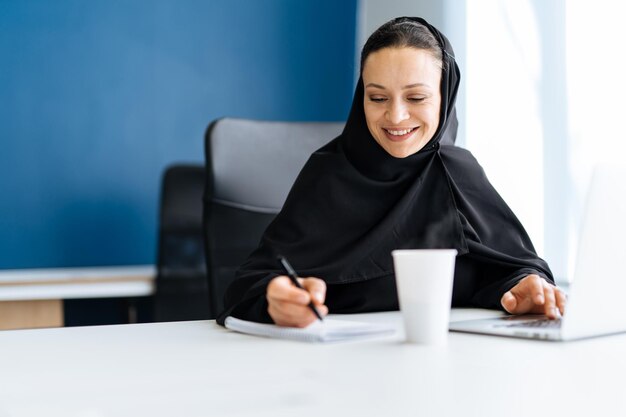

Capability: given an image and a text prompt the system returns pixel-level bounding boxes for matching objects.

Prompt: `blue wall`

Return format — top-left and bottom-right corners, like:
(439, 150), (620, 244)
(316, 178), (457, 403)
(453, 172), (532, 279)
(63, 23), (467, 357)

(0, 0), (357, 269)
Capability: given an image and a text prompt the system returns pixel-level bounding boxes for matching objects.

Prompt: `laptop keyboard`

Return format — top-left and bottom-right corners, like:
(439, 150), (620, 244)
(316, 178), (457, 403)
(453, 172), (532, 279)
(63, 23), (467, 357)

(503, 318), (562, 329)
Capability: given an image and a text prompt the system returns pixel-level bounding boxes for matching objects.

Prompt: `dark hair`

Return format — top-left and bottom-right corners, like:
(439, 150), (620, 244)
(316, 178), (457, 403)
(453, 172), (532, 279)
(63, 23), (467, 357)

(360, 17), (443, 74)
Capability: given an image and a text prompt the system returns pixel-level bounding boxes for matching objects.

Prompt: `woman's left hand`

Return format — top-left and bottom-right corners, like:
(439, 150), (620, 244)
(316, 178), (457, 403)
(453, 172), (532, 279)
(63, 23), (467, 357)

(500, 274), (567, 320)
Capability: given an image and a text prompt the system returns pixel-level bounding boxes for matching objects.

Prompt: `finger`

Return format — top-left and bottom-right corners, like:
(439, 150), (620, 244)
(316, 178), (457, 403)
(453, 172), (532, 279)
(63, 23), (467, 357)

(555, 287), (567, 316)
(318, 305), (329, 316)
(268, 303), (316, 328)
(526, 275), (546, 305)
(501, 291), (518, 314)
(267, 276), (310, 304)
(272, 297), (329, 320)
(507, 276), (542, 314)
(301, 277), (327, 305)
(269, 300), (327, 328)
(271, 299), (314, 322)
(542, 284), (558, 319)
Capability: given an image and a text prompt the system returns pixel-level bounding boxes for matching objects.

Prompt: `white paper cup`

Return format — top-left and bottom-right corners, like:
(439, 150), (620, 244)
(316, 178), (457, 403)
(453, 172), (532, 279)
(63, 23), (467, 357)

(392, 249), (457, 345)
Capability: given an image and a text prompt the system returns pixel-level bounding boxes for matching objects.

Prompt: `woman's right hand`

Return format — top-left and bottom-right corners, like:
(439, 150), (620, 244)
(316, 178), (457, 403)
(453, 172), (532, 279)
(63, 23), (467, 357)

(266, 276), (328, 327)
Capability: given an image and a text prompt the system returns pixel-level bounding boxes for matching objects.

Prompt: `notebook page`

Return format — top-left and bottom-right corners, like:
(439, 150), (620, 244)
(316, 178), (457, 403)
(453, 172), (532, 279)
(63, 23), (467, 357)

(224, 316), (396, 343)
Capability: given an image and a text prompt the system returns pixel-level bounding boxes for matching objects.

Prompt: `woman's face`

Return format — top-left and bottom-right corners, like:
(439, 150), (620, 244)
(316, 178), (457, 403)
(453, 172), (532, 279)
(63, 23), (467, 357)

(362, 47), (442, 158)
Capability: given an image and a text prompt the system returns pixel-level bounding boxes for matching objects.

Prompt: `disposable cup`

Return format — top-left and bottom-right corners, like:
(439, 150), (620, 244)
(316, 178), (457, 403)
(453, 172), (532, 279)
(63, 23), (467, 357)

(392, 249), (457, 345)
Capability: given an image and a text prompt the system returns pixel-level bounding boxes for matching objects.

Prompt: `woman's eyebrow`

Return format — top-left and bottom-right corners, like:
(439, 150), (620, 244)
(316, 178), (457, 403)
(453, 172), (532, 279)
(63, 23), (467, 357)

(403, 83), (429, 89)
(365, 82), (429, 89)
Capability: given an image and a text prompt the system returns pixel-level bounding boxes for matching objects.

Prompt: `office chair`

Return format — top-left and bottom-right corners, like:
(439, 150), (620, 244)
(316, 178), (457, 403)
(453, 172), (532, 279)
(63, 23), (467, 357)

(154, 164), (209, 321)
(203, 118), (344, 318)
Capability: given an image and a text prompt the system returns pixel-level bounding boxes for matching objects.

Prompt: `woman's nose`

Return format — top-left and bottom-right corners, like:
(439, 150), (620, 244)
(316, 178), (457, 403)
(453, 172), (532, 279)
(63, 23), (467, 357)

(386, 101), (410, 124)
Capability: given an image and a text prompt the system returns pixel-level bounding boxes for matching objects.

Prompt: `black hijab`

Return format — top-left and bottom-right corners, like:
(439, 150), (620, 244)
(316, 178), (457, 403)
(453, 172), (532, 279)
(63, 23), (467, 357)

(217, 17), (552, 324)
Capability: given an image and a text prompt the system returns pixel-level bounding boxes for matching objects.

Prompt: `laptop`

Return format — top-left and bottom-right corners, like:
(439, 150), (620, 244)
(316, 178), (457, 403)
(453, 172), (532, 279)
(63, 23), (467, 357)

(449, 163), (626, 341)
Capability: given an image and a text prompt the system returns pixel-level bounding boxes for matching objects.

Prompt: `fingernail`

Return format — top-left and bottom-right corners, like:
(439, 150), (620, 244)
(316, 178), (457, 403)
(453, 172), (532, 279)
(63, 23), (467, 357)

(551, 308), (557, 318)
(314, 292), (324, 303)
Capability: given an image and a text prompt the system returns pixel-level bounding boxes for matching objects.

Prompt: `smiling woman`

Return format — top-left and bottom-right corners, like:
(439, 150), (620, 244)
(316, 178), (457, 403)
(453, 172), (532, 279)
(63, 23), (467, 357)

(363, 47), (442, 158)
(214, 17), (567, 328)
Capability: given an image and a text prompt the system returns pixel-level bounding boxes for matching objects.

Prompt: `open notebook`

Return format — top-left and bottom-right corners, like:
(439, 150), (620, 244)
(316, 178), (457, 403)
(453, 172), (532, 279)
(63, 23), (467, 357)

(224, 316), (396, 343)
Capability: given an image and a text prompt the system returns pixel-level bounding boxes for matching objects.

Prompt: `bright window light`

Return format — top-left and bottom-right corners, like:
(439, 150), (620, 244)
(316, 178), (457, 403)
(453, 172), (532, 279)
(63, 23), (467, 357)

(467, 0), (626, 283)
(466, 0), (545, 256)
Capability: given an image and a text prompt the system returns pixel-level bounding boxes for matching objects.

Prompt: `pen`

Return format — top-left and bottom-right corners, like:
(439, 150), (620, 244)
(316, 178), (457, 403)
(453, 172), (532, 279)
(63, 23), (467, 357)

(277, 255), (324, 322)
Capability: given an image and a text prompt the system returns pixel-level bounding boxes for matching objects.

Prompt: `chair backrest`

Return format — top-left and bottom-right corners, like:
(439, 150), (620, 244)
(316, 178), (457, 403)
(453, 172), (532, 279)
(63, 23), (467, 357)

(155, 164), (209, 321)
(204, 118), (344, 317)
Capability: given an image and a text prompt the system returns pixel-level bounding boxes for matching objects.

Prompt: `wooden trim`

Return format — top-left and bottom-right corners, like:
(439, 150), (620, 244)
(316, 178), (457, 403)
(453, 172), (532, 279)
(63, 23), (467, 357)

(0, 300), (64, 330)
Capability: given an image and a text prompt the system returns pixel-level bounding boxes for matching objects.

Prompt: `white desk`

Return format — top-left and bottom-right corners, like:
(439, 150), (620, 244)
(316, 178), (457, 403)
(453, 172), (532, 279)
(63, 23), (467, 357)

(0, 265), (155, 330)
(0, 309), (624, 417)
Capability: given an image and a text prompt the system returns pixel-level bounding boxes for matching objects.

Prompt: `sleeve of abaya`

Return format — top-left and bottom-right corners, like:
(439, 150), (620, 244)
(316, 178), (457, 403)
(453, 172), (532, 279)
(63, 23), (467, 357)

(440, 146), (555, 310)
(470, 265), (554, 311)
(226, 291), (272, 323)
(216, 272), (278, 325)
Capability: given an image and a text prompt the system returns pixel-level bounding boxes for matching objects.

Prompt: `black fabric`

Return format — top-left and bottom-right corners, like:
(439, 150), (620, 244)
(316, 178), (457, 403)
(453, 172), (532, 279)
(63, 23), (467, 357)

(216, 17), (552, 325)
(205, 202), (277, 317)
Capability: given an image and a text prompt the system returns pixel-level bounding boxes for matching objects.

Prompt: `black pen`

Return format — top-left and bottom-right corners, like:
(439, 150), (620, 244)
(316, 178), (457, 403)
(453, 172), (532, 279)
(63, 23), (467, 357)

(277, 255), (324, 322)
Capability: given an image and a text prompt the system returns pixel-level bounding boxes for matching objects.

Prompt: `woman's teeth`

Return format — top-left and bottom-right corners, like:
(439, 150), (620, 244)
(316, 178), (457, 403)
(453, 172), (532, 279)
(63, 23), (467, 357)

(385, 128), (414, 136)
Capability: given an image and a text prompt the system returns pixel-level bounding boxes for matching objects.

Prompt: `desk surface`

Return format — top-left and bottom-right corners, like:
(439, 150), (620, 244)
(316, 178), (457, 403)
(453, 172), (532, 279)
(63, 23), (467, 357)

(0, 309), (624, 417)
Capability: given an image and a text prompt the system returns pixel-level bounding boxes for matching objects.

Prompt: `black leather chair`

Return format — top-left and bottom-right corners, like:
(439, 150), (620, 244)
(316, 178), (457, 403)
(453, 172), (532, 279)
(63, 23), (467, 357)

(203, 118), (344, 318)
(154, 164), (209, 321)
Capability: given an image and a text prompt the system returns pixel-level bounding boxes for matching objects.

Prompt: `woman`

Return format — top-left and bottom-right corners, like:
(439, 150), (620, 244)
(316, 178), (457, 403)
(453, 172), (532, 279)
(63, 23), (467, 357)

(216, 17), (567, 327)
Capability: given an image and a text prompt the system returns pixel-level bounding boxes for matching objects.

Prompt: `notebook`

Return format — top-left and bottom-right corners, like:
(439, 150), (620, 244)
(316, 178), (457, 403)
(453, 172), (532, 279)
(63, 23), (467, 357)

(224, 316), (396, 343)
(449, 163), (626, 341)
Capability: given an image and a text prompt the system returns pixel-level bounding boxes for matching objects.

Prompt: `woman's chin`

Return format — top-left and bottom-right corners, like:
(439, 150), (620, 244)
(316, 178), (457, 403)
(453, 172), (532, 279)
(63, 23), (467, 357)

(383, 142), (427, 158)
(386, 148), (413, 158)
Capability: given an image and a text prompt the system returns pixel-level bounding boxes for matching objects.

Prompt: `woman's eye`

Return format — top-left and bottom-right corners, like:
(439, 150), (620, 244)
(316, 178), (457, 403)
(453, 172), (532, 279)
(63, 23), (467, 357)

(369, 97), (387, 103)
(408, 97), (426, 102)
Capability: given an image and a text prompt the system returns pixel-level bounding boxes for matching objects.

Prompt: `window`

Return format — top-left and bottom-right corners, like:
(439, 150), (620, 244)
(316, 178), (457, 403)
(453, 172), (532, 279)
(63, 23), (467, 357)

(465, 0), (626, 282)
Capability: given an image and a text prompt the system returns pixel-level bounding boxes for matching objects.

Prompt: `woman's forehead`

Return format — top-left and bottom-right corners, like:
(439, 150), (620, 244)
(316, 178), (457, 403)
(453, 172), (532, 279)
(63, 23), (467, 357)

(362, 47), (442, 88)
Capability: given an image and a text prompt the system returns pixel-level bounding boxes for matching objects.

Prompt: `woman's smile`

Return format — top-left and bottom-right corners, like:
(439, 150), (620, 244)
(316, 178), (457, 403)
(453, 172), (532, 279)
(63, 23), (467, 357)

(382, 126), (419, 142)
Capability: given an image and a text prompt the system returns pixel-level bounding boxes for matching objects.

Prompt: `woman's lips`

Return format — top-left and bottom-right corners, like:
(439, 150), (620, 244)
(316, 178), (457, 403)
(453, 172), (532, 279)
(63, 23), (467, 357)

(383, 127), (418, 142)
